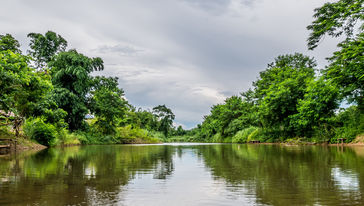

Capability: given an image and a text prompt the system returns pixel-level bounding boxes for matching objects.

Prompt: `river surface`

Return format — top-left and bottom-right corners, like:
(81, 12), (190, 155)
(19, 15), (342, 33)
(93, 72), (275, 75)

(1, 143), (364, 205)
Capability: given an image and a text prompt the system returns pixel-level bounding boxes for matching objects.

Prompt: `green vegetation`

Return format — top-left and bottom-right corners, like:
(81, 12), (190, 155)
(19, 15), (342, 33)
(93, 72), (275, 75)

(0, 32), (177, 146)
(0, 0), (362, 146)
(179, 0), (363, 143)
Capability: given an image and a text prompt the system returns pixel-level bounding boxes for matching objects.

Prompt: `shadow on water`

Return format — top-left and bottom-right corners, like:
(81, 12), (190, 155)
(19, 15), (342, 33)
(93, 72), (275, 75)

(0, 144), (364, 205)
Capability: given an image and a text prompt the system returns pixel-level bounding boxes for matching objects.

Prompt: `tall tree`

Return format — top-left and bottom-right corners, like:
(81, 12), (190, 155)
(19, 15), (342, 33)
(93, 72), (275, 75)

(307, 0), (363, 50)
(0, 50), (53, 136)
(253, 53), (316, 137)
(292, 77), (339, 137)
(49, 49), (104, 130)
(89, 76), (127, 134)
(152, 105), (175, 137)
(28, 31), (67, 68)
(325, 33), (364, 109)
(307, 0), (364, 109)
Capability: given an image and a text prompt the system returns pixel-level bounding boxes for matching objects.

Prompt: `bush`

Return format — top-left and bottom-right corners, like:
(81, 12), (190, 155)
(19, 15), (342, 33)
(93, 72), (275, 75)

(330, 106), (364, 143)
(60, 132), (81, 145)
(232, 127), (257, 143)
(149, 131), (166, 141)
(248, 127), (266, 141)
(187, 135), (204, 142)
(211, 133), (223, 143)
(115, 125), (160, 144)
(24, 118), (57, 146)
(73, 130), (101, 144)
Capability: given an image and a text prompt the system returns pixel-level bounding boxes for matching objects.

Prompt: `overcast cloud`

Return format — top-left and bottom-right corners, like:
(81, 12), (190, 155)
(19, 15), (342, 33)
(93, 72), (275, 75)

(0, 0), (337, 128)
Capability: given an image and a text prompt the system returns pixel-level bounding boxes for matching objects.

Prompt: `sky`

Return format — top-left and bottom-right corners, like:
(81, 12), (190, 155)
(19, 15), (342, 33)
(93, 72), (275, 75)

(0, 0), (338, 128)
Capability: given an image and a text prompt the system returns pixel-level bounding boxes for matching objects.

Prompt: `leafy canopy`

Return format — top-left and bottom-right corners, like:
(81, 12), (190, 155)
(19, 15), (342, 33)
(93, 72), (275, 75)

(307, 0), (364, 108)
(49, 49), (104, 130)
(307, 0), (364, 50)
(28, 31), (68, 68)
(90, 76), (127, 134)
(253, 53), (316, 136)
(0, 34), (21, 53)
(153, 105), (175, 136)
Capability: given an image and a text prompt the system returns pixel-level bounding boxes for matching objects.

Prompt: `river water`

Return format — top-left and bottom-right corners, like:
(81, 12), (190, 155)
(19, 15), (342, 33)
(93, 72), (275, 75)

(1, 143), (364, 205)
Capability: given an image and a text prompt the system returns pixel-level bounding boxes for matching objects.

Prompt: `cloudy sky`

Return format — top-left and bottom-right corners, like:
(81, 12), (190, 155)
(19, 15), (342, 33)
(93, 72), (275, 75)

(0, 0), (338, 128)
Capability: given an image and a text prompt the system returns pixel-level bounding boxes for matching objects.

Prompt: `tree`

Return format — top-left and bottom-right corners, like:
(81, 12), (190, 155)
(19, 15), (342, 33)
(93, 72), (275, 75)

(175, 125), (186, 136)
(197, 94), (258, 140)
(324, 33), (364, 109)
(0, 50), (53, 136)
(0, 34), (21, 53)
(28, 31), (68, 68)
(131, 108), (158, 130)
(49, 49), (104, 130)
(292, 77), (339, 137)
(307, 0), (363, 50)
(253, 53), (316, 137)
(89, 76), (127, 134)
(152, 105), (175, 137)
(307, 0), (364, 109)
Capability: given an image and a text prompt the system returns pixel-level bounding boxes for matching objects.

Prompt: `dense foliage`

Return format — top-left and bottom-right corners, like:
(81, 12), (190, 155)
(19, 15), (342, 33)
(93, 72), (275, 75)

(0, 0), (362, 146)
(0, 31), (176, 146)
(183, 0), (363, 143)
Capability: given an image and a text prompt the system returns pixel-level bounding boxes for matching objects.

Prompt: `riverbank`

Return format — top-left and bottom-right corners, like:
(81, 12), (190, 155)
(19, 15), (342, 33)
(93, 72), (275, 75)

(11, 137), (47, 151)
(3, 133), (363, 154)
(166, 134), (364, 146)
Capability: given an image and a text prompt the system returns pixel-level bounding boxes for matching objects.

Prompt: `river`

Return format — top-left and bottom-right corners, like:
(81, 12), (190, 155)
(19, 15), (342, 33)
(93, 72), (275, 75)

(1, 143), (364, 205)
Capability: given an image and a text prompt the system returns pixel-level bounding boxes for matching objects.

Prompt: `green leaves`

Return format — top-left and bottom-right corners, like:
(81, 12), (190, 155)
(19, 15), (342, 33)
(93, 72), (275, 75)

(198, 95), (258, 139)
(27, 31), (67, 68)
(307, 0), (363, 108)
(89, 77), (127, 134)
(152, 105), (175, 137)
(325, 32), (364, 106)
(293, 78), (339, 136)
(307, 0), (364, 50)
(196, 52), (343, 141)
(49, 49), (104, 131)
(253, 54), (316, 137)
(0, 34), (21, 53)
(0, 49), (55, 136)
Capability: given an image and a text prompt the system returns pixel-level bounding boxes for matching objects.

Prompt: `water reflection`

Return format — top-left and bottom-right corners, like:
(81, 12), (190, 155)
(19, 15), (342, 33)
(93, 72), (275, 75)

(197, 144), (364, 205)
(0, 144), (364, 205)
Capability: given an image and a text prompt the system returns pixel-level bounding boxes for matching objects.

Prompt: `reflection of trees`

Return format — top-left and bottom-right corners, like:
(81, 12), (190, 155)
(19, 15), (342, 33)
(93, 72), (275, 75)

(198, 144), (364, 206)
(0, 145), (175, 205)
(153, 146), (174, 179)
(2, 144), (364, 205)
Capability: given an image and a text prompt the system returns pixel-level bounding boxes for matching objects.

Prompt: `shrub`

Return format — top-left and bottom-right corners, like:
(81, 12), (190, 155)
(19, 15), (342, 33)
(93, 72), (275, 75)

(61, 132), (81, 145)
(115, 125), (160, 144)
(211, 133), (223, 143)
(73, 130), (101, 144)
(232, 127), (257, 143)
(149, 131), (166, 141)
(248, 127), (265, 141)
(24, 118), (57, 146)
(330, 106), (364, 143)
